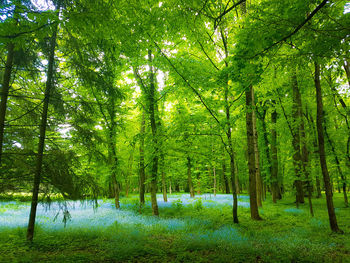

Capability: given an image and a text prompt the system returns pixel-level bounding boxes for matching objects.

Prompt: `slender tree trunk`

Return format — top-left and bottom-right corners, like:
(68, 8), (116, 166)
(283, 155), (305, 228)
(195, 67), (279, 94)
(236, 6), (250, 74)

(295, 79), (313, 216)
(234, 161), (240, 195)
(220, 28), (239, 222)
(271, 103), (280, 202)
(0, 3), (18, 166)
(246, 86), (262, 220)
(225, 85), (238, 223)
(187, 157), (195, 197)
(222, 159), (230, 194)
(307, 110), (322, 198)
(252, 89), (263, 207)
(329, 84), (350, 168)
(160, 154), (167, 202)
(314, 62), (342, 233)
(0, 42), (15, 165)
(291, 73), (305, 206)
(148, 49), (159, 216)
(344, 59), (350, 88)
(213, 167), (216, 196)
(110, 134), (120, 209)
(125, 146), (134, 198)
(196, 167), (201, 194)
(324, 122), (348, 207)
(139, 111), (146, 204)
(112, 169), (120, 209)
(27, 20), (58, 241)
(260, 109), (271, 201)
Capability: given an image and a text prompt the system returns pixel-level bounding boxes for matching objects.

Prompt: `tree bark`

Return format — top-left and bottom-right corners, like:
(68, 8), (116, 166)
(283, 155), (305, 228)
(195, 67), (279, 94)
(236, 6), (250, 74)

(222, 159), (230, 194)
(270, 102), (280, 202)
(27, 19), (58, 241)
(139, 110), (146, 204)
(307, 110), (322, 198)
(125, 145), (134, 198)
(259, 108), (272, 200)
(221, 29), (239, 223)
(324, 121), (348, 207)
(252, 89), (263, 207)
(187, 157), (195, 197)
(148, 49), (159, 216)
(296, 80), (314, 216)
(160, 154), (167, 202)
(0, 42), (15, 166)
(225, 85), (239, 223)
(291, 73), (305, 206)
(213, 166), (216, 196)
(314, 61), (342, 233)
(246, 86), (262, 220)
(344, 59), (350, 88)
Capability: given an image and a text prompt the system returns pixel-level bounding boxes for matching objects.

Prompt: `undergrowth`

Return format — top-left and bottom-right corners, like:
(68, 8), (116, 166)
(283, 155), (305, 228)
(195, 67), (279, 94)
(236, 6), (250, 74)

(0, 193), (349, 262)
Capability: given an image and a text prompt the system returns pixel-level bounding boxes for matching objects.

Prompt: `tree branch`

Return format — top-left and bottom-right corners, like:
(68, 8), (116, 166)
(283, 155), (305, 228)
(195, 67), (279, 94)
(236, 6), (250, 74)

(254, 0), (329, 57)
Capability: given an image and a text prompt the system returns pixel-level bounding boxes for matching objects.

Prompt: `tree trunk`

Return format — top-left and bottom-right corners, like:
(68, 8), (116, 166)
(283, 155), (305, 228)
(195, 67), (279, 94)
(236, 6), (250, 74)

(222, 159), (230, 194)
(271, 103), (280, 202)
(296, 78), (314, 216)
(0, 4), (17, 165)
(307, 110), (322, 198)
(125, 146), (134, 198)
(246, 86), (262, 220)
(314, 61), (342, 233)
(344, 59), (350, 88)
(187, 157), (195, 197)
(234, 162), (240, 195)
(27, 20), (58, 241)
(225, 85), (238, 223)
(112, 171), (120, 209)
(324, 121), (348, 207)
(0, 42), (15, 165)
(139, 110), (146, 204)
(213, 167), (216, 196)
(161, 154), (167, 202)
(148, 49), (159, 216)
(291, 73), (305, 206)
(260, 108), (271, 201)
(252, 89), (263, 207)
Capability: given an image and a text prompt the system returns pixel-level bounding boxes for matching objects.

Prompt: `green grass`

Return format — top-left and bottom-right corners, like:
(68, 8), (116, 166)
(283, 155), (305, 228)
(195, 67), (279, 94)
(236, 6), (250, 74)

(0, 193), (349, 263)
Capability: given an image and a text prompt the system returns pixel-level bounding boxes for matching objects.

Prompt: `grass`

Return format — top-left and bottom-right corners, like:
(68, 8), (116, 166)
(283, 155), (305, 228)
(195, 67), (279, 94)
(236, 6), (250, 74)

(0, 193), (349, 262)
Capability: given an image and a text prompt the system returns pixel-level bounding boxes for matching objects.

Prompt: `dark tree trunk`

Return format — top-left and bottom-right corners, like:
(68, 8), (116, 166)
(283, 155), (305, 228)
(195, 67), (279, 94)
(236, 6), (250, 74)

(324, 122), (348, 207)
(112, 169), (120, 209)
(259, 108), (272, 200)
(246, 86), (262, 220)
(314, 62), (342, 233)
(148, 50), (159, 216)
(0, 42), (15, 165)
(271, 103), (280, 202)
(291, 73), (305, 206)
(225, 83), (238, 223)
(139, 111), (146, 204)
(307, 110), (322, 198)
(27, 20), (58, 241)
(344, 59), (350, 88)
(160, 154), (167, 202)
(187, 157), (195, 197)
(222, 159), (230, 194)
(296, 77), (314, 216)
(252, 89), (262, 207)
(125, 145), (134, 198)
(234, 161), (241, 195)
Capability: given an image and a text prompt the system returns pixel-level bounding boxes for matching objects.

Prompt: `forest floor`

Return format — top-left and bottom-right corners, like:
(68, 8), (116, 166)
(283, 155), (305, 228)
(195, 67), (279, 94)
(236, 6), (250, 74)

(0, 193), (349, 263)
